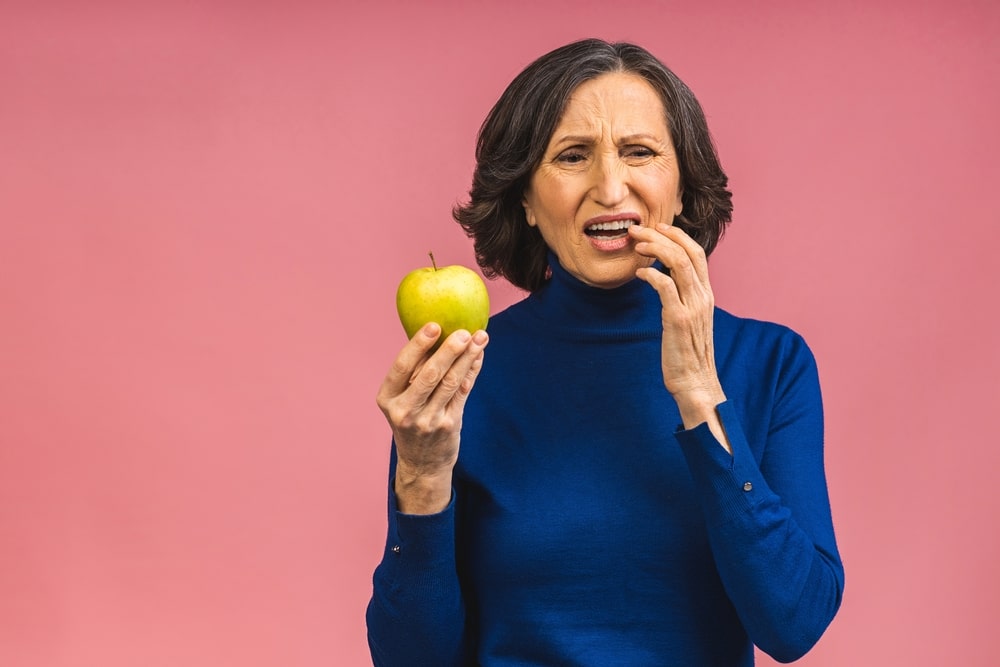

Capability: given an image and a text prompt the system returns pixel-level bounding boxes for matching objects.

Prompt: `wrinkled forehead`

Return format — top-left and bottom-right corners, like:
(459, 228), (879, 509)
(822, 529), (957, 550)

(547, 72), (671, 145)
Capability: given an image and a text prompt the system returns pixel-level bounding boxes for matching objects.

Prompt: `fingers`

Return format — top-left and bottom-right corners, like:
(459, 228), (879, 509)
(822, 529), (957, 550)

(380, 322), (444, 398)
(628, 222), (711, 295)
(377, 324), (489, 414)
(422, 330), (489, 414)
(635, 262), (682, 309)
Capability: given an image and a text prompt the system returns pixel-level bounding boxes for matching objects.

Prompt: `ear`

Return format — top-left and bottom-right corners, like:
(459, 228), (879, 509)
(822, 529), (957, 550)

(522, 193), (538, 227)
(674, 184), (684, 217)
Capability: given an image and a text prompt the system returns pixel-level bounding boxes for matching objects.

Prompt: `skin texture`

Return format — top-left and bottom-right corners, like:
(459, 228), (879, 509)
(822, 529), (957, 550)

(521, 72), (683, 289)
(630, 221), (731, 452)
(376, 324), (488, 514)
(378, 72), (732, 516)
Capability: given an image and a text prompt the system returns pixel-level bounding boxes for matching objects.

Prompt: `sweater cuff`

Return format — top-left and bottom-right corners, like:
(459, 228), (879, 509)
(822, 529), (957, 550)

(674, 400), (771, 527)
(384, 480), (457, 570)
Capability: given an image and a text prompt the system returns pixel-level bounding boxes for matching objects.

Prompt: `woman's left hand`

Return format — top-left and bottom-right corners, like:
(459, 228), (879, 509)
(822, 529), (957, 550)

(628, 222), (731, 450)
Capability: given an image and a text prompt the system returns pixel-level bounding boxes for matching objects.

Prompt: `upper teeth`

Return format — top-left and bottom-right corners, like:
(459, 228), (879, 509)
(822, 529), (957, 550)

(588, 220), (636, 231)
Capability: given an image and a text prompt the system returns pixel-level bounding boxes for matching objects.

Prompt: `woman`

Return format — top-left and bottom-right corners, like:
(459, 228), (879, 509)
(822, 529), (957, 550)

(367, 39), (844, 666)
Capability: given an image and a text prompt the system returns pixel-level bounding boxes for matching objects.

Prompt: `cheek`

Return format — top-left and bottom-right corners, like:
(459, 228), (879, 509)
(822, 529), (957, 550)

(535, 174), (578, 213)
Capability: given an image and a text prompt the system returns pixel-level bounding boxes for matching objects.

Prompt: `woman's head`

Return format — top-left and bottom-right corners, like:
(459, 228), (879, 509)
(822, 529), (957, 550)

(453, 38), (733, 292)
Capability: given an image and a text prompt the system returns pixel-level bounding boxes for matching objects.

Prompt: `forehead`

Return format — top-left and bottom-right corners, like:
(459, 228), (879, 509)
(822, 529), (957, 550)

(554, 72), (668, 134)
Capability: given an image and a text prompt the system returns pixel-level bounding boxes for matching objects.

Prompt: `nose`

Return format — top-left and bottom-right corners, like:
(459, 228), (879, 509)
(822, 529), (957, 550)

(589, 154), (628, 207)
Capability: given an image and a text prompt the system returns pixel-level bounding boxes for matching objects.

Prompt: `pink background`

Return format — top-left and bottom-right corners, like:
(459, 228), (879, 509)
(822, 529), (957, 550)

(2, 1), (998, 665)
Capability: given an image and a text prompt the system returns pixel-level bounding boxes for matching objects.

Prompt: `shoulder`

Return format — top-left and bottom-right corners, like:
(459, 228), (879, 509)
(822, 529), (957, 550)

(715, 307), (812, 353)
(482, 293), (537, 338)
(713, 308), (824, 434)
(714, 306), (819, 382)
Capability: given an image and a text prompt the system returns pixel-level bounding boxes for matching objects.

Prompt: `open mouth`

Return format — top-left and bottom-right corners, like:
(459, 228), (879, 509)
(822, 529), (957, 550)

(585, 219), (639, 239)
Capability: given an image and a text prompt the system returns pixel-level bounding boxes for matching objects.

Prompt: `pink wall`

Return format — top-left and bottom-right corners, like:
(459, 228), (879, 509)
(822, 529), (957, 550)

(2, 1), (998, 664)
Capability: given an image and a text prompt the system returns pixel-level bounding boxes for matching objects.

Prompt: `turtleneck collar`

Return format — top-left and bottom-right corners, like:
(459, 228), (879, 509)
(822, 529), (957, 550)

(521, 252), (664, 341)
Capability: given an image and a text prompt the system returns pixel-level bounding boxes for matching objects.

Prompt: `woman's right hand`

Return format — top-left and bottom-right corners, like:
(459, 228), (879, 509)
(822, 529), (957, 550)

(376, 323), (489, 514)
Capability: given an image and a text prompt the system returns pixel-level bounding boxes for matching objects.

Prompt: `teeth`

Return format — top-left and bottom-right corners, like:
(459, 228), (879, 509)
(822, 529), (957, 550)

(587, 220), (636, 231)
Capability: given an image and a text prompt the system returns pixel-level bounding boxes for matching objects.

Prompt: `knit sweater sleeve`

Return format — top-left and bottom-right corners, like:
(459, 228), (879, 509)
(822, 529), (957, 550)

(366, 445), (468, 666)
(675, 333), (844, 663)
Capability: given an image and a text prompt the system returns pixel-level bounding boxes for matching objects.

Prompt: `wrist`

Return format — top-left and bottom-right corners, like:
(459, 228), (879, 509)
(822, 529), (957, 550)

(394, 465), (453, 515)
(672, 385), (725, 426)
(672, 386), (732, 455)
(673, 380), (733, 454)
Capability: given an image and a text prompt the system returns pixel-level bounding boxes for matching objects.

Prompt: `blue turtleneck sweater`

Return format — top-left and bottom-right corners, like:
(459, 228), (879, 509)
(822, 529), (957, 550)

(367, 258), (844, 666)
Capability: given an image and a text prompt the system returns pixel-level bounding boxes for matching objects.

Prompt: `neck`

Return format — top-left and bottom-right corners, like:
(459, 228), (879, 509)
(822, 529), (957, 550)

(524, 253), (664, 341)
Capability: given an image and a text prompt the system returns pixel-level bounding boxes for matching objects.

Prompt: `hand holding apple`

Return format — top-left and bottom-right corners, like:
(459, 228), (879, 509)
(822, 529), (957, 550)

(396, 252), (490, 347)
(378, 253), (490, 514)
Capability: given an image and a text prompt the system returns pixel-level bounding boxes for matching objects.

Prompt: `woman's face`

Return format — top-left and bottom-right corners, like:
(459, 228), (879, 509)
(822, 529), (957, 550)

(522, 72), (683, 289)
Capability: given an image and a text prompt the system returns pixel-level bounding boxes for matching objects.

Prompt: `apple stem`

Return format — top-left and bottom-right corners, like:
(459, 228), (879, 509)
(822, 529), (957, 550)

(429, 251), (438, 271)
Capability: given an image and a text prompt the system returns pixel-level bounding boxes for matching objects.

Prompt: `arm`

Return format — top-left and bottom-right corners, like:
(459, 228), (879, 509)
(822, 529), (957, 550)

(366, 324), (489, 665)
(366, 447), (469, 666)
(631, 223), (843, 661)
(676, 340), (844, 662)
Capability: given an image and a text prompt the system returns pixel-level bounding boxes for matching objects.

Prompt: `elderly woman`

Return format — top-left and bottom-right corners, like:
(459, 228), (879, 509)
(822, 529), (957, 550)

(367, 39), (844, 666)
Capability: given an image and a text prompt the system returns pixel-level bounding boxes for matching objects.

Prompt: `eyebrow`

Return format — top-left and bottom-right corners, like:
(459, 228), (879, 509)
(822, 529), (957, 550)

(550, 132), (663, 147)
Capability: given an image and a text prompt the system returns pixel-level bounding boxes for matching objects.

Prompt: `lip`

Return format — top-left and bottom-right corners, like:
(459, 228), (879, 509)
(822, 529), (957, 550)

(583, 212), (642, 253)
(582, 212), (642, 230)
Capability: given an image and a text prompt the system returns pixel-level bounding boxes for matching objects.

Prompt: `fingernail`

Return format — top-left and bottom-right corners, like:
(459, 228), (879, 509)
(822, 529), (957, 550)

(455, 330), (471, 343)
(423, 323), (440, 338)
(473, 330), (488, 345)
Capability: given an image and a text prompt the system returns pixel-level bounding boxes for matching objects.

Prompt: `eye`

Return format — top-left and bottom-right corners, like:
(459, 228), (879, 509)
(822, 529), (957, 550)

(555, 148), (587, 164)
(623, 145), (656, 160)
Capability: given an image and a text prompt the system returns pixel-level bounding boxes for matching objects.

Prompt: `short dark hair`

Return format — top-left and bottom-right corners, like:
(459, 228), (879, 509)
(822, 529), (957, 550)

(453, 38), (733, 293)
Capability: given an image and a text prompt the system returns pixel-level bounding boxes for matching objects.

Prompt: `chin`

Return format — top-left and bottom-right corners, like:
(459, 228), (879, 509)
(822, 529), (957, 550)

(565, 253), (647, 289)
(584, 268), (639, 289)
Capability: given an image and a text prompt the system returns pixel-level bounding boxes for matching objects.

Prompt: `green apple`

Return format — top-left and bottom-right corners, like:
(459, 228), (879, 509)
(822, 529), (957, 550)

(396, 253), (490, 348)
